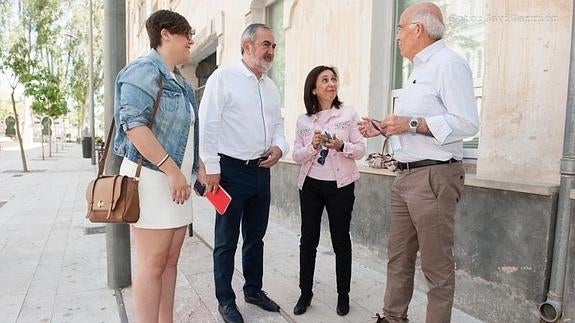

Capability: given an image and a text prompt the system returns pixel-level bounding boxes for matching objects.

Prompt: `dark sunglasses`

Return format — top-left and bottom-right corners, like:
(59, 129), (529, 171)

(317, 148), (329, 165)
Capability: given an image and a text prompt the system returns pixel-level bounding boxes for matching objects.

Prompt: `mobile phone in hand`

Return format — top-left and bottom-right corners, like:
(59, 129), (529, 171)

(193, 179), (206, 196)
(370, 119), (382, 132)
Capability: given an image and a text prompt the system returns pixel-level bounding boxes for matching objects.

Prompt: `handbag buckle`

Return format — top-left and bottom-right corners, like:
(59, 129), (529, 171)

(97, 200), (104, 208)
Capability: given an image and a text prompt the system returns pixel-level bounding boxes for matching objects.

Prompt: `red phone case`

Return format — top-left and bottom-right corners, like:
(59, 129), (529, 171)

(206, 185), (232, 215)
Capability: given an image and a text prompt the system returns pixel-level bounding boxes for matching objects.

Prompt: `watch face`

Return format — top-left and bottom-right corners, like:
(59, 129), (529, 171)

(410, 119), (418, 127)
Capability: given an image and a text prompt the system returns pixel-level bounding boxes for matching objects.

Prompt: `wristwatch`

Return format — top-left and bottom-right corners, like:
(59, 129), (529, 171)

(409, 117), (419, 133)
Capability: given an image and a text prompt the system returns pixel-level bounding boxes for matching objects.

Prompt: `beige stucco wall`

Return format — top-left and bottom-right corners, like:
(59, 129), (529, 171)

(126, 0), (573, 186)
(279, 0), (376, 151)
(127, 0), (384, 155)
(476, 0), (572, 185)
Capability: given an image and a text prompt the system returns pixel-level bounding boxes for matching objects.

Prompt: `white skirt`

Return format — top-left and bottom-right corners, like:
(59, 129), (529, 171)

(119, 126), (194, 229)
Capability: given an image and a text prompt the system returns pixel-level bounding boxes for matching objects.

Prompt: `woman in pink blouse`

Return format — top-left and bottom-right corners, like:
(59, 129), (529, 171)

(292, 65), (366, 316)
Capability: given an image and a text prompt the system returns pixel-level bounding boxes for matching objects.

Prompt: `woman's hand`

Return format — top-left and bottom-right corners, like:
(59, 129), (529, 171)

(326, 133), (344, 151)
(166, 169), (191, 204)
(311, 130), (323, 149)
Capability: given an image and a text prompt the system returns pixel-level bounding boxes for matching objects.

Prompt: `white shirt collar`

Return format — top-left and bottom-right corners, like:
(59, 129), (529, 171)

(238, 60), (268, 80)
(414, 39), (446, 65)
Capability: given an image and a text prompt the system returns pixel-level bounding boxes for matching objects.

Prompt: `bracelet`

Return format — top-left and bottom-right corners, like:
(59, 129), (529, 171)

(156, 154), (170, 168)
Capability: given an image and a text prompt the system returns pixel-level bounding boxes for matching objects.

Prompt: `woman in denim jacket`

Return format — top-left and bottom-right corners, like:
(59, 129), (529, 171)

(113, 10), (199, 323)
(292, 66), (366, 316)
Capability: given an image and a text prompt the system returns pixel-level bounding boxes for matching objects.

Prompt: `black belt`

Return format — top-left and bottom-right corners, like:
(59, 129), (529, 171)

(219, 154), (262, 167)
(396, 158), (460, 170)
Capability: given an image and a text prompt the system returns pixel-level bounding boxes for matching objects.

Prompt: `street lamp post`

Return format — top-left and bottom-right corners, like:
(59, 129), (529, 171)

(89, 0), (95, 165)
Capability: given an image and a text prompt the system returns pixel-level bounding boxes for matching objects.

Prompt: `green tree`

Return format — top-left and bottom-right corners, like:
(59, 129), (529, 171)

(0, 52), (29, 171)
(0, 1), (29, 172)
(64, 0), (104, 138)
(0, 0), (103, 167)
(17, 0), (68, 121)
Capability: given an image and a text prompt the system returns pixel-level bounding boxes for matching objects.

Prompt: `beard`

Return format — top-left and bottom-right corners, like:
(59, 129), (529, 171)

(259, 59), (273, 73)
(246, 54), (274, 74)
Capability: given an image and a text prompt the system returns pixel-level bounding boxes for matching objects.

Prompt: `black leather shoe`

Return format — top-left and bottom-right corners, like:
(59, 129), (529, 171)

(244, 290), (280, 312)
(218, 303), (244, 323)
(293, 292), (313, 315)
(337, 293), (349, 316)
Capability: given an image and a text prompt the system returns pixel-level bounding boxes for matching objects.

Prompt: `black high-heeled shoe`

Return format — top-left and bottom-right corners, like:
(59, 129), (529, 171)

(293, 292), (313, 315)
(337, 293), (349, 316)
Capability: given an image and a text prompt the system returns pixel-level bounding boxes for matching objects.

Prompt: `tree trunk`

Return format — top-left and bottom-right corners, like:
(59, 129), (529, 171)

(11, 88), (28, 172)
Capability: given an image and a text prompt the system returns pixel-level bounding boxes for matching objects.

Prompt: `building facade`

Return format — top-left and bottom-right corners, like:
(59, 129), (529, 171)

(125, 0), (575, 321)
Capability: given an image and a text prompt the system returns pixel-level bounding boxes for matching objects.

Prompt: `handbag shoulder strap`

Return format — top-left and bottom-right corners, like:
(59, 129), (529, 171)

(381, 136), (389, 155)
(98, 78), (164, 176)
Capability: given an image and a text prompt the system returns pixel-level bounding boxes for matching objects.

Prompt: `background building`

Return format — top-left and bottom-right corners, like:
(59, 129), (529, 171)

(126, 1), (575, 321)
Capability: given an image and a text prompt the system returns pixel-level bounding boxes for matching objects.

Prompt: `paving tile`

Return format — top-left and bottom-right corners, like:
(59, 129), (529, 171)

(33, 263), (63, 280)
(0, 295), (25, 323)
(0, 144), (484, 323)
(26, 278), (60, 297)
(0, 276), (32, 296)
(15, 296), (55, 323)
(52, 289), (118, 323)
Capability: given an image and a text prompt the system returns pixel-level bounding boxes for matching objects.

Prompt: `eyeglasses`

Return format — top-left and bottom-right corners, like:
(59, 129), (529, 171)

(184, 28), (195, 40)
(396, 22), (418, 33)
(317, 148), (329, 166)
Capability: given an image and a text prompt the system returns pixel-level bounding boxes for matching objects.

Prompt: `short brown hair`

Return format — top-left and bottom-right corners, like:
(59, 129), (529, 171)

(303, 66), (343, 116)
(145, 10), (192, 49)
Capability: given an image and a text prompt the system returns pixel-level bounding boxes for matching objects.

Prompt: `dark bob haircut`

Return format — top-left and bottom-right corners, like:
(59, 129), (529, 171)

(303, 65), (342, 116)
(146, 10), (192, 49)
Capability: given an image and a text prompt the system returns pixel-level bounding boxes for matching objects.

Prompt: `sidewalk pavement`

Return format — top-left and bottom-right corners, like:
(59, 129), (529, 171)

(0, 144), (118, 323)
(0, 144), (483, 322)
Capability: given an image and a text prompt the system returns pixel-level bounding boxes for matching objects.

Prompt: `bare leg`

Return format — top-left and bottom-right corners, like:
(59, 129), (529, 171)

(159, 226), (187, 323)
(133, 227), (177, 323)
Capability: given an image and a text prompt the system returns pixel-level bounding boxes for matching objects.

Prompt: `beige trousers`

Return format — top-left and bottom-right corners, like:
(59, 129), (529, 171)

(383, 163), (465, 323)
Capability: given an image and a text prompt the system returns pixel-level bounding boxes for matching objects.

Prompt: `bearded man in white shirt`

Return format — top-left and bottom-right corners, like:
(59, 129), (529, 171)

(198, 23), (288, 323)
(359, 3), (479, 323)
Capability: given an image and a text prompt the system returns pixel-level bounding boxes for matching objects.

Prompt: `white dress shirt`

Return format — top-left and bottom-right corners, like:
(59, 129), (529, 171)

(199, 62), (289, 174)
(391, 39), (480, 162)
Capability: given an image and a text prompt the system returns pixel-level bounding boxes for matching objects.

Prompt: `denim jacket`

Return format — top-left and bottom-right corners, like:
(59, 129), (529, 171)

(113, 49), (200, 173)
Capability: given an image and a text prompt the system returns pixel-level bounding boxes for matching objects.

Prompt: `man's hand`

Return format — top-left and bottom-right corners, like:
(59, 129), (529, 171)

(259, 146), (283, 168)
(358, 117), (383, 138)
(381, 115), (410, 136)
(205, 173), (221, 194)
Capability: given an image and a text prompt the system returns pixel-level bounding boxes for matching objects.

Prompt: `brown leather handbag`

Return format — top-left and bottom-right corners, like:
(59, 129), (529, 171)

(85, 80), (163, 223)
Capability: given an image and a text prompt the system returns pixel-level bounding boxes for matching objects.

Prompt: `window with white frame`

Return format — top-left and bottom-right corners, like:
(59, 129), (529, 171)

(393, 0), (485, 158)
(265, 0), (285, 109)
